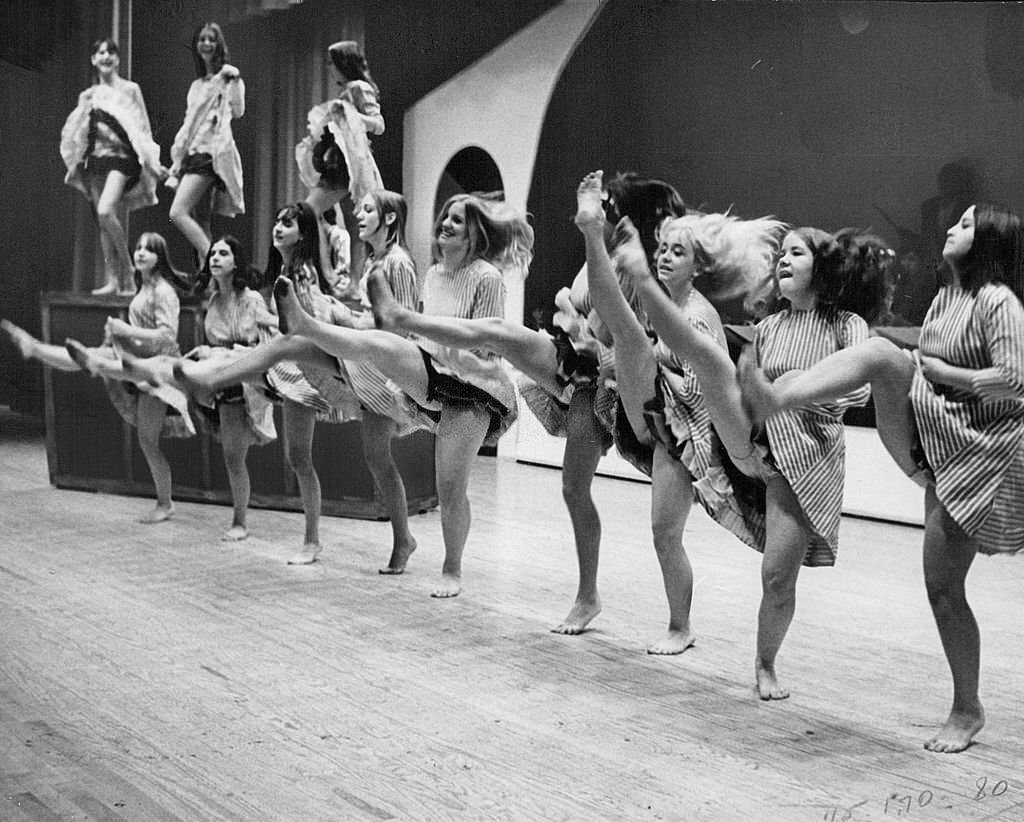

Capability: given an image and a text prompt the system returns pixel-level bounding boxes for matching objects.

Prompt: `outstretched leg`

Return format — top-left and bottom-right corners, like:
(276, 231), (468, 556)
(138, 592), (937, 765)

(362, 411), (418, 575)
(741, 337), (920, 478)
(275, 277), (432, 405)
(922, 488), (984, 753)
(622, 243), (761, 475)
(370, 273), (565, 398)
(755, 475), (809, 700)
(551, 387), (604, 635)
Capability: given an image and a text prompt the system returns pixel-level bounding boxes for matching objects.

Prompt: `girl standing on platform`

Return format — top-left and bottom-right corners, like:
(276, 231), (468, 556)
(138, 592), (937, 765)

(167, 22), (245, 265)
(268, 193), (532, 598)
(369, 173), (687, 632)
(60, 39), (164, 295)
(171, 194), (429, 571)
(573, 172), (774, 654)
(742, 203), (1024, 751)
(616, 201), (891, 696)
(296, 41), (384, 279)
(2, 233), (193, 523)
(190, 236), (277, 541)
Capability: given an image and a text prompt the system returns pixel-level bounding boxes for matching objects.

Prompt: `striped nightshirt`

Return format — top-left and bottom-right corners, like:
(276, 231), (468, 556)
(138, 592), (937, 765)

(912, 283), (1024, 553)
(416, 258), (518, 441)
(755, 308), (870, 566)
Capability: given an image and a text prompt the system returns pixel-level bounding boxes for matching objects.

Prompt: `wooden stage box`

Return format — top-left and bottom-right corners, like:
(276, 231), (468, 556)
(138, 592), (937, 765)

(41, 292), (438, 520)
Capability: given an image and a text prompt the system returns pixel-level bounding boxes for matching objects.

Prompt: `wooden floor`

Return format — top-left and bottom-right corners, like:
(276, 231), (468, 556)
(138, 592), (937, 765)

(2, 411), (1023, 822)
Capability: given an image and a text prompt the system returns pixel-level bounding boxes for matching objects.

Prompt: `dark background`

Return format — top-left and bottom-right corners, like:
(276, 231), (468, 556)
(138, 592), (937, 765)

(4, 0), (1024, 415)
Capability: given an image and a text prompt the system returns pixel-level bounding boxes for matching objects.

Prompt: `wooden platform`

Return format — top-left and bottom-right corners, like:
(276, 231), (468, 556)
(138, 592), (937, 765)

(1, 411), (1023, 821)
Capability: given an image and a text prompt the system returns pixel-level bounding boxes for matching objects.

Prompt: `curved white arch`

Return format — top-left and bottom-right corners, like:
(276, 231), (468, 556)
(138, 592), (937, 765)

(403, 0), (606, 325)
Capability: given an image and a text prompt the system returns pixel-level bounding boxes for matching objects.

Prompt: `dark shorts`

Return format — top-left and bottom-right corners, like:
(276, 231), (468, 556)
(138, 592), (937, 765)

(181, 152), (226, 190)
(82, 154), (141, 191)
(419, 348), (507, 437)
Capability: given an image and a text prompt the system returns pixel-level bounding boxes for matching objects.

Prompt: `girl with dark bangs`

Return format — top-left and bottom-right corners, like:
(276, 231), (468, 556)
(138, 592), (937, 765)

(742, 202), (1024, 752)
(60, 39), (164, 295)
(3, 233), (193, 523)
(167, 22), (245, 265)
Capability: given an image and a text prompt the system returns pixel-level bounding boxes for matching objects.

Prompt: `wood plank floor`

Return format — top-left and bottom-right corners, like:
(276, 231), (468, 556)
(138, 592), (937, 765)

(1, 411), (1023, 821)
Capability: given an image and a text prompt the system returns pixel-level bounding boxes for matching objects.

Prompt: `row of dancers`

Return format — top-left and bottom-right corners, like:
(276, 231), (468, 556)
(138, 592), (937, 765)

(63, 24), (380, 294)
(7, 164), (1024, 755)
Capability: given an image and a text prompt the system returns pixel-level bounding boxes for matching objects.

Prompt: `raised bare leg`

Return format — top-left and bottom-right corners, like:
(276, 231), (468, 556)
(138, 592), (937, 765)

(275, 277), (432, 406)
(922, 488), (984, 753)
(741, 337), (921, 478)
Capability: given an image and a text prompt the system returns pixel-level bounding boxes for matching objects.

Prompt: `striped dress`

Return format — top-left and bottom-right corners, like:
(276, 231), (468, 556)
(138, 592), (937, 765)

(618, 289), (766, 550)
(105, 277), (194, 438)
(199, 287), (277, 444)
(911, 283), (1024, 553)
(755, 307), (870, 566)
(302, 246), (437, 437)
(416, 258), (518, 444)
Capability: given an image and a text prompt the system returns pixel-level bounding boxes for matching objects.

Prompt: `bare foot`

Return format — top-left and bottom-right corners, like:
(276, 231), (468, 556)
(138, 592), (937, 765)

(430, 573), (462, 598)
(755, 660), (790, 700)
(2, 320), (39, 360)
(118, 346), (169, 386)
(574, 170), (605, 232)
(551, 596), (602, 635)
(173, 360), (216, 409)
(139, 504), (174, 524)
(287, 542), (323, 565)
(646, 629), (696, 655)
(64, 339), (100, 375)
(366, 268), (406, 331)
(378, 537), (417, 575)
(273, 277), (312, 336)
(924, 706), (985, 753)
(91, 281), (118, 296)
(221, 524), (248, 542)
(738, 345), (781, 426)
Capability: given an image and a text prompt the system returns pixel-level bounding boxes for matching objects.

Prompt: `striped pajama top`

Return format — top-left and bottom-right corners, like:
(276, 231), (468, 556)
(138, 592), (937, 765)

(416, 258), (519, 437)
(911, 283), (1024, 552)
(755, 307), (870, 565)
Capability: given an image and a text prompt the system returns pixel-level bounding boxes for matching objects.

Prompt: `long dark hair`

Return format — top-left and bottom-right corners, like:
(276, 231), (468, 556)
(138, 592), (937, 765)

(264, 202), (327, 291)
(788, 226), (894, 325)
(605, 172), (687, 262)
(195, 235), (252, 295)
(191, 22), (229, 77)
(328, 40), (378, 95)
(957, 202), (1024, 302)
(131, 232), (191, 294)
